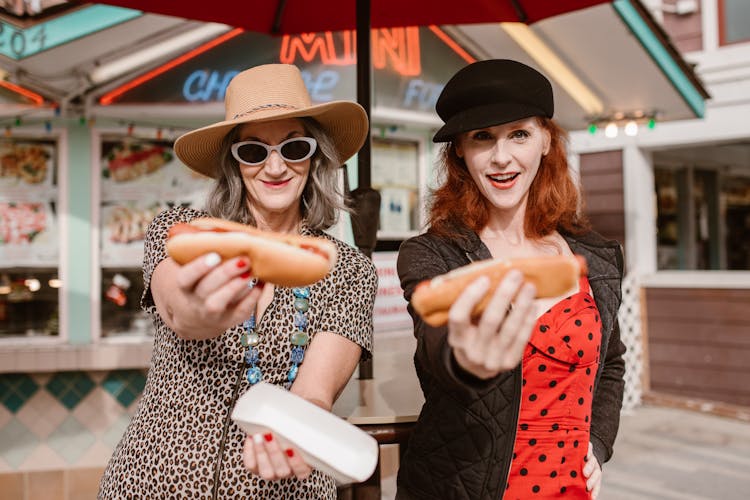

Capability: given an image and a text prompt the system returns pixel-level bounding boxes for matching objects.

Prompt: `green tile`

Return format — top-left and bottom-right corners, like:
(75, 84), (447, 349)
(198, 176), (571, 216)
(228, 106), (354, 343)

(45, 372), (95, 410)
(47, 415), (95, 464)
(0, 418), (38, 468)
(102, 370), (147, 408)
(0, 374), (39, 413)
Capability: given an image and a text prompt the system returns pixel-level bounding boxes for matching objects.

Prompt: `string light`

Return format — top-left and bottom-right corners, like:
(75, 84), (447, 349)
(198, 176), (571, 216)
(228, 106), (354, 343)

(604, 122), (618, 138)
(587, 111), (658, 139)
(624, 120), (639, 137)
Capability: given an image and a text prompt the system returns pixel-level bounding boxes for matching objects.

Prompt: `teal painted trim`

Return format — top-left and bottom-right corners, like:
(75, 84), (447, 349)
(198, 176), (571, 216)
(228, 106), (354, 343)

(613, 0), (705, 118)
(66, 125), (92, 345)
(0, 5), (141, 60)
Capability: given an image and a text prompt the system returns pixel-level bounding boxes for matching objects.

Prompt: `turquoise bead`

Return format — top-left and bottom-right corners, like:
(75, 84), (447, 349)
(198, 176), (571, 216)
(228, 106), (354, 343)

(247, 366), (262, 384)
(288, 364), (298, 382)
(290, 331), (309, 346)
(294, 297), (309, 312)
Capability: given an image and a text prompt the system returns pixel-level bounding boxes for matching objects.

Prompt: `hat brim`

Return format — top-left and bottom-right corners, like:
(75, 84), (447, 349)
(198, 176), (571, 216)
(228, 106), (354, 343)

(432, 102), (550, 143)
(174, 100), (368, 178)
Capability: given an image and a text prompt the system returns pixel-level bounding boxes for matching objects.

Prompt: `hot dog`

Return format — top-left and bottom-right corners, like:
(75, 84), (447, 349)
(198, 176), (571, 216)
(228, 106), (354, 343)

(166, 217), (338, 287)
(410, 254), (588, 327)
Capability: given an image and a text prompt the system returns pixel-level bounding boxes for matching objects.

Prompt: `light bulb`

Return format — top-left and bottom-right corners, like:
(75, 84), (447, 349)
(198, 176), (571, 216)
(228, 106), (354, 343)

(604, 122), (618, 138)
(624, 120), (639, 136)
(24, 278), (41, 292)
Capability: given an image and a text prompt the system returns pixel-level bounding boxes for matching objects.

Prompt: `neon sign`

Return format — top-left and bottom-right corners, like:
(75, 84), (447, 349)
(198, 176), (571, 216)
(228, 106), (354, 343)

(280, 28), (421, 76)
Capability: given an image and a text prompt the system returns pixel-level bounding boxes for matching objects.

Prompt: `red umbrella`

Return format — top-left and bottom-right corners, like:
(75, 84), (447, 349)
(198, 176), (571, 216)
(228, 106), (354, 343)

(94, 0), (614, 188)
(93, 0), (611, 34)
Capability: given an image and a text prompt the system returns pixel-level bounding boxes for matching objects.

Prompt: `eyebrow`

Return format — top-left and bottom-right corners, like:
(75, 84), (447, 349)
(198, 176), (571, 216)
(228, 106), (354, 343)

(241, 130), (304, 142)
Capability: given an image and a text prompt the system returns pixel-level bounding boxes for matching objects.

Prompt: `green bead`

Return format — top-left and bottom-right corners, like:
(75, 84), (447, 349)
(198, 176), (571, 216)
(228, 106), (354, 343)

(247, 331), (260, 346)
(294, 297), (309, 312)
(290, 331), (309, 346)
(241, 333), (249, 347)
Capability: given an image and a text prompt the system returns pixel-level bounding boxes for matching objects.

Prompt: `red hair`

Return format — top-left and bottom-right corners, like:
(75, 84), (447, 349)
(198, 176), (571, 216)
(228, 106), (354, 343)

(427, 117), (589, 240)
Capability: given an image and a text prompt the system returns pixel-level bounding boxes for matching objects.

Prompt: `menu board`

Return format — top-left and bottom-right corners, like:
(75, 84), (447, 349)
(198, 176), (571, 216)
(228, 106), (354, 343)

(99, 137), (212, 267)
(0, 139), (59, 266)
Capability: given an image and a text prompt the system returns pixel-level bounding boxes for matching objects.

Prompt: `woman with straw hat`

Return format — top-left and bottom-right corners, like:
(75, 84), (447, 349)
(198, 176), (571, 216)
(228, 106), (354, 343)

(99, 64), (377, 499)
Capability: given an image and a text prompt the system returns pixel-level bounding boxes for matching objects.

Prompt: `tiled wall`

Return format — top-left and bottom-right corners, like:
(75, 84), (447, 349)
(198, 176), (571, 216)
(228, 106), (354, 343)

(0, 370), (145, 473)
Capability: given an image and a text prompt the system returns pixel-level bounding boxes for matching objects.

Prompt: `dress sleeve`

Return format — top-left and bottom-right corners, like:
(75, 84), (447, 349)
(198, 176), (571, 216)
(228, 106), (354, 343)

(315, 246), (377, 359)
(140, 206), (205, 314)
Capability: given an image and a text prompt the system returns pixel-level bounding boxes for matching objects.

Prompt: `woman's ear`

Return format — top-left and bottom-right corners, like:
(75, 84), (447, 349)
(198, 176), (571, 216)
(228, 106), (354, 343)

(454, 141), (463, 159)
(542, 129), (551, 156)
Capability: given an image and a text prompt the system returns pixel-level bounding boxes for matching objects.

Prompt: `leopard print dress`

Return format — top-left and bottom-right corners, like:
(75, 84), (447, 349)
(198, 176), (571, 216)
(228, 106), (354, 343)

(99, 206), (377, 499)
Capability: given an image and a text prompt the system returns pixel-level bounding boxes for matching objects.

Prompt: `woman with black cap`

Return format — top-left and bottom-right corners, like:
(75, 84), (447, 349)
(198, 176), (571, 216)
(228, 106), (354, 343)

(396, 59), (625, 499)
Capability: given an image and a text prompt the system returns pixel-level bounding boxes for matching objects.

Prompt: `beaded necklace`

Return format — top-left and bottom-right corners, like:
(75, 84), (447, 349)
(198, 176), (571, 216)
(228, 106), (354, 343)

(241, 284), (311, 389)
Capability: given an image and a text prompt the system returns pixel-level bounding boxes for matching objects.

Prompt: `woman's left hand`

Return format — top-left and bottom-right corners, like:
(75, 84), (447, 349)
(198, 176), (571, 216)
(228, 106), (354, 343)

(583, 441), (602, 499)
(243, 432), (312, 481)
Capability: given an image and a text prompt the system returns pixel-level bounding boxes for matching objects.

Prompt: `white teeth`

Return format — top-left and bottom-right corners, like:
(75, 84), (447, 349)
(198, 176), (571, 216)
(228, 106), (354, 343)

(488, 173), (517, 182)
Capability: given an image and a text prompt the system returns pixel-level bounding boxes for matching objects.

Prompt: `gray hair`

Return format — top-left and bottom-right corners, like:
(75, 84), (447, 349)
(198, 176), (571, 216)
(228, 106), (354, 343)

(203, 117), (349, 230)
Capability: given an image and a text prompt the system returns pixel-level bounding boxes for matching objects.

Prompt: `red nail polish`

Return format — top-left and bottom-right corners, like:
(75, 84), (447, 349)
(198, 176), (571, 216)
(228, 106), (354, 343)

(236, 259), (247, 268)
(285, 449), (294, 458)
(263, 433), (273, 442)
(240, 271), (251, 279)
(256, 280), (266, 289)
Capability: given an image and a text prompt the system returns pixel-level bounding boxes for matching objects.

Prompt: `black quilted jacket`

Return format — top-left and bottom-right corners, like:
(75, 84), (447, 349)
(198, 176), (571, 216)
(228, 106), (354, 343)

(395, 227), (626, 500)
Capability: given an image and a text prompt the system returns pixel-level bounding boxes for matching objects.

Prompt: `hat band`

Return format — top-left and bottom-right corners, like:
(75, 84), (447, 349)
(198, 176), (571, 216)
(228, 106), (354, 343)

(233, 103), (300, 120)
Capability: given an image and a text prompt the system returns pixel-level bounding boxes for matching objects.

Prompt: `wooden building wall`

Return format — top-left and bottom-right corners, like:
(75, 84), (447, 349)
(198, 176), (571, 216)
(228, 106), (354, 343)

(644, 287), (750, 406)
(578, 150), (625, 246)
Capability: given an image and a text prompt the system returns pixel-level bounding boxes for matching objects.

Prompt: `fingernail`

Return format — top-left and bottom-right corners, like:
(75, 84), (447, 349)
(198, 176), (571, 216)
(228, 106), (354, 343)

(240, 271), (251, 280)
(285, 449), (294, 458)
(204, 252), (221, 267)
(263, 433), (273, 442)
(253, 433), (264, 445)
(256, 280), (266, 290)
(236, 259), (247, 269)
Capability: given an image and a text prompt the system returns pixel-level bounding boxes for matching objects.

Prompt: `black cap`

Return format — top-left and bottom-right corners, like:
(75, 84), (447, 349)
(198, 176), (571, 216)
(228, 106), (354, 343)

(433, 59), (554, 143)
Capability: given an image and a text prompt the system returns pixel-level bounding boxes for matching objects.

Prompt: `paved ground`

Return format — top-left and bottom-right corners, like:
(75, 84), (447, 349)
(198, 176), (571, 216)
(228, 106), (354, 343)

(380, 404), (750, 499)
(603, 405), (750, 500)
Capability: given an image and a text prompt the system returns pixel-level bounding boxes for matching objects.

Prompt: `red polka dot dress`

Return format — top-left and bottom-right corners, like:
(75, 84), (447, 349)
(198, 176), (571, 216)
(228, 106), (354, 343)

(505, 277), (602, 499)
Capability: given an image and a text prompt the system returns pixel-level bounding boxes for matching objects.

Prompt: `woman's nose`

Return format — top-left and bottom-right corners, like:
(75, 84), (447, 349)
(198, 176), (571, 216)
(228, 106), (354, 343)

(263, 150), (286, 175)
(490, 139), (512, 164)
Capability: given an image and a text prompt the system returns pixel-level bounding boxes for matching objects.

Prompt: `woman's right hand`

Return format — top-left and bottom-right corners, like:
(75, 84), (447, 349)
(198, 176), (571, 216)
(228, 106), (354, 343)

(446, 270), (538, 379)
(154, 251), (263, 340)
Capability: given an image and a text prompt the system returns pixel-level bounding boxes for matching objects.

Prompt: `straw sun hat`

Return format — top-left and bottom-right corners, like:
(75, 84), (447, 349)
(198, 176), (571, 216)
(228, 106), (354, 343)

(174, 64), (369, 178)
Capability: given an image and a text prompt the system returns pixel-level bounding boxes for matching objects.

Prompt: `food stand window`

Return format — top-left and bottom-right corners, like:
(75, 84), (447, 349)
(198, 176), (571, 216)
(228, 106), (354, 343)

(372, 136), (423, 242)
(0, 138), (60, 338)
(720, 0), (750, 45)
(655, 166), (750, 270)
(97, 132), (212, 338)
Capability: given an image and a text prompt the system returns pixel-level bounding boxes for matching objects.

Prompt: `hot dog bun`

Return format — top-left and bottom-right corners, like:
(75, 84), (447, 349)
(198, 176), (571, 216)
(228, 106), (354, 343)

(411, 254), (588, 327)
(166, 217), (337, 287)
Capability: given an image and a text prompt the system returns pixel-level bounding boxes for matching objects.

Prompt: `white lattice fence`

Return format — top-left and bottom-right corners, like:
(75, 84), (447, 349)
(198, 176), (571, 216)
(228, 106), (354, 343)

(617, 273), (643, 413)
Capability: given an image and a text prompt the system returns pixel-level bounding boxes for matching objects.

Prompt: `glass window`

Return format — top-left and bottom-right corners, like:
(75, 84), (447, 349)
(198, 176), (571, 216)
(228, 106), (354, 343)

(720, 0), (750, 45)
(655, 166), (750, 270)
(98, 134), (211, 337)
(371, 137), (421, 238)
(0, 138), (60, 338)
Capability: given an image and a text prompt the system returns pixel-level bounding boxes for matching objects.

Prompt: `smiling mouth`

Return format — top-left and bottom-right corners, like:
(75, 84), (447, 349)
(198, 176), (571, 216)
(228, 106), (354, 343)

(262, 179), (291, 187)
(487, 172), (519, 184)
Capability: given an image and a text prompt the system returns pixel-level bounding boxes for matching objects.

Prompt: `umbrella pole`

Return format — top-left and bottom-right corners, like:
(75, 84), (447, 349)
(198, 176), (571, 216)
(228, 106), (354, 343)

(356, 0), (374, 380)
(356, 0), (372, 190)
